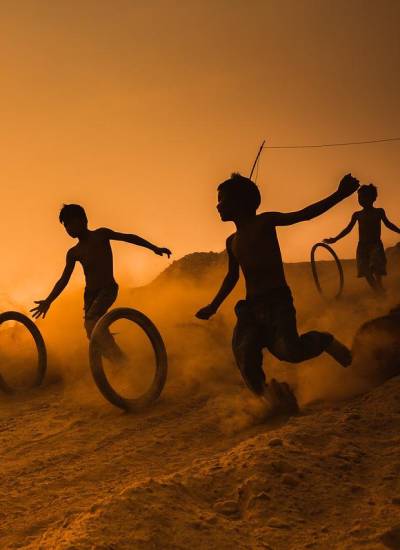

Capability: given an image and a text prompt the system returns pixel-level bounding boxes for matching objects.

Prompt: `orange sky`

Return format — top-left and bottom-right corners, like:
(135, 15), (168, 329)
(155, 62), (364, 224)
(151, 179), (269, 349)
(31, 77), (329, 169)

(1, 0), (400, 303)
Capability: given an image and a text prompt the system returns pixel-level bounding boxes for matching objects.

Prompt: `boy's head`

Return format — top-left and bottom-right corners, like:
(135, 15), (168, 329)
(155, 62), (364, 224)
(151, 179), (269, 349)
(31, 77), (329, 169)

(358, 184), (378, 208)
(59, 204), (88, 237)
(217, 173), (261, 221)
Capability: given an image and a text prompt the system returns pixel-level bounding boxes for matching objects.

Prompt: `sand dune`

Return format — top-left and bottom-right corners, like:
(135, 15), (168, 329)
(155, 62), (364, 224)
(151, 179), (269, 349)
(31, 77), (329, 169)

(1, 246), (400, 549)
(22, 379), (400, 549)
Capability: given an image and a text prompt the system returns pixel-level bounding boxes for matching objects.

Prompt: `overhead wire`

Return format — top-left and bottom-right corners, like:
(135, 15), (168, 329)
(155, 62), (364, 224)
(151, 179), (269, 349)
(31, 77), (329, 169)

(250, 136), (400, 181)
(262, 137), (400, 150)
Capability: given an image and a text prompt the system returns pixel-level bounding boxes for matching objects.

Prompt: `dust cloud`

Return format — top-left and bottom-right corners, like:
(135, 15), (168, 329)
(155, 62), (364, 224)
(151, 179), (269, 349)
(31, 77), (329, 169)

(1, 245), (400, 426)
(2, 248), (400, 549)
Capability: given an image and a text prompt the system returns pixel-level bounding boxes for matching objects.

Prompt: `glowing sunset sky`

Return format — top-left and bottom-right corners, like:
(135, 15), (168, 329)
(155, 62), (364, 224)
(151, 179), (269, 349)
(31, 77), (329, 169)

(1, 0), (399, 302)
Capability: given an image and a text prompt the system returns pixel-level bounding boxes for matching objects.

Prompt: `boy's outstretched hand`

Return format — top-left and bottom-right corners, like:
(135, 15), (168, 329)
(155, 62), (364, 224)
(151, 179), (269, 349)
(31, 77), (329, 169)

(154, 247), (172, 258)
(31, 299), (51, 319)
(196, 304), (217, 320)
(337, 173), (360, 198)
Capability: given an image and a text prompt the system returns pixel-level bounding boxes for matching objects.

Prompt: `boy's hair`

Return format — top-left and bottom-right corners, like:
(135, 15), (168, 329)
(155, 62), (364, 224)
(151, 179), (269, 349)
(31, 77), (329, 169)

(218, 173), (261, 212)
(59, 204), (88, 224)
(358, 184), (378, 202)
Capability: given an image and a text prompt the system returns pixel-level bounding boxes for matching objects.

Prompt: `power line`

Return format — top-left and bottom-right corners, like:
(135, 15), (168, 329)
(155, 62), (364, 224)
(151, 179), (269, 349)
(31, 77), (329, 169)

(262, 137), (400, 149)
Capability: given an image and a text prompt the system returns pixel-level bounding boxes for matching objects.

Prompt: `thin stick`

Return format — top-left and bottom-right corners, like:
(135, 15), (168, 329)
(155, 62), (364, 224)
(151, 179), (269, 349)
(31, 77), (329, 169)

(249, 140), (265, 179)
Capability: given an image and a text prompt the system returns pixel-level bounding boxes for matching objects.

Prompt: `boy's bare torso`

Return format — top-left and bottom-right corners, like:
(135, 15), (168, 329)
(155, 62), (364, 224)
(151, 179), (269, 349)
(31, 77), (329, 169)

(230, 213), (287, 299)
(356, 207), (383, 244)
(69, 229), (115, 291)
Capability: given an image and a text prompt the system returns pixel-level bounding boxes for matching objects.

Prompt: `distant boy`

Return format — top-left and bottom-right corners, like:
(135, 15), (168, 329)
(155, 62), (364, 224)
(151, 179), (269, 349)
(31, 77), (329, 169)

(31, 204), (171, 359)
(324, 184), (400, 294)
(196, 173), (359, 413)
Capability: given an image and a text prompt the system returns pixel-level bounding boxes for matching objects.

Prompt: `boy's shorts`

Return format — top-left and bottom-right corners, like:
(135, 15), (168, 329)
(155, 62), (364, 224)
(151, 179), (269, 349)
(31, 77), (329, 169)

(357, 241), (387, 277)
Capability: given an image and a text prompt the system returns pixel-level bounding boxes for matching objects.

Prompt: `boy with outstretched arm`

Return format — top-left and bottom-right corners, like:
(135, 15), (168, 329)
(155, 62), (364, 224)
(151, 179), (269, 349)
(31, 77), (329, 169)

(196, 173), (359, 414)
(31, 204), (171, 359)
(324, 184), (400, 294)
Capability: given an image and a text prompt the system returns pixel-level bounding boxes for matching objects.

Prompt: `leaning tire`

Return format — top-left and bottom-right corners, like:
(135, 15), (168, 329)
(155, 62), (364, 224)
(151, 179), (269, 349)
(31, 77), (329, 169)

(310, 242), (344, 300)
(0, 311), (47, 393)
(89, 308), (168, 412)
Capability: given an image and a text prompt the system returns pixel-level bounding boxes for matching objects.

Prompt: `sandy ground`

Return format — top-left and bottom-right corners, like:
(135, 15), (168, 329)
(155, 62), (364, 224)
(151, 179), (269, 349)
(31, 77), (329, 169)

(2, 247), (400, 549)
(2, 376), (400, 549)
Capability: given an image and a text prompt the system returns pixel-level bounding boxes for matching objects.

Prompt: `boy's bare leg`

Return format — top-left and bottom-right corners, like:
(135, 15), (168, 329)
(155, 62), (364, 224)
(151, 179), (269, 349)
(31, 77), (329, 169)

(365, 274), (379, 293)
(232, 303), (266, 395)
(98, 329), (127, 363)
(365, 273), (386, 295)
(84, 285), (127, 363)
(271, 305), (351, 368)
(232, 312), (298, 415)
(85, 317), (126, 363)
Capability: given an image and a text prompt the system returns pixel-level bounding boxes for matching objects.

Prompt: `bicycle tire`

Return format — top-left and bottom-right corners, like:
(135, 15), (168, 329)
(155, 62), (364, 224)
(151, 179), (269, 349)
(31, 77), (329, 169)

(310, 242), (344, 300)
(0, 311), (47, 393)
(89, 307), (168, 412)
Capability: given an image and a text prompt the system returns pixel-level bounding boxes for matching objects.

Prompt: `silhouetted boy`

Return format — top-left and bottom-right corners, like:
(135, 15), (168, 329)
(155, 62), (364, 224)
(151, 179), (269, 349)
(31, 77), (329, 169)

(32, 204), (171, 359)
(324, 184), (400, 294)
(196, 173), (359, 413)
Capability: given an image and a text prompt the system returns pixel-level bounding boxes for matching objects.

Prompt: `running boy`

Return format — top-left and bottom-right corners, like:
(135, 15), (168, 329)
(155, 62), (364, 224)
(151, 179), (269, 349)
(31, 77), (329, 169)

(324, 184), (400, 294)
(196, 173), (359, 412)
(31, 204), (171, 359)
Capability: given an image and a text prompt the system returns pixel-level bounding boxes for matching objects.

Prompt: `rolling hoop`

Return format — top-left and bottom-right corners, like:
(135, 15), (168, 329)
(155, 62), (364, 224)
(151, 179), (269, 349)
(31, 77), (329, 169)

(89, 307), (168, 412)
(310, 243), (344, 300)
(0, 311), (47, 393)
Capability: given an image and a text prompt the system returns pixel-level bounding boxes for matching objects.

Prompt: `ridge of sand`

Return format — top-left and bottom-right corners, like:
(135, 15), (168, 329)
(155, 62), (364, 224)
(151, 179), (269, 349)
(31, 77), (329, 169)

(8, 377), (400, 550)
(2, 245), (400, 549)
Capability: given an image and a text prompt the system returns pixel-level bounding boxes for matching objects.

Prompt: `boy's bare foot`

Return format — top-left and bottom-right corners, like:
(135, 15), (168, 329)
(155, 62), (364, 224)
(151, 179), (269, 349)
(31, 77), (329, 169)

(325, 337), (352, 367)
(280, 382), (300, 414)
(263, 379), (299, 416)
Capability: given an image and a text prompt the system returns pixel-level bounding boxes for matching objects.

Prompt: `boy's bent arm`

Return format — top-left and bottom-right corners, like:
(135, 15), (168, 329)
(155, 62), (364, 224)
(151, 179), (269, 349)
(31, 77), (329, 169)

(196, 236), (239, 320)
(104, 228), (171, 257)
(324, 213), (358, 244)
(31, 251), (76, 319)
(265, 173), (359, 227)
(381, 210), (400, 234)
